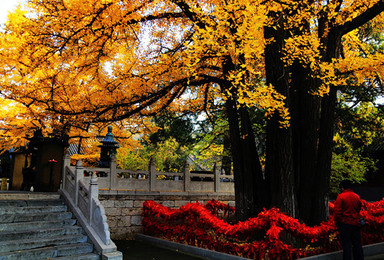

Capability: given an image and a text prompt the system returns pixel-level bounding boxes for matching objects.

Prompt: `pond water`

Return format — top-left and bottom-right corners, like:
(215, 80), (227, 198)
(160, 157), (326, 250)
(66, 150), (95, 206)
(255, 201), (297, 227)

(114, 240), (207, 260)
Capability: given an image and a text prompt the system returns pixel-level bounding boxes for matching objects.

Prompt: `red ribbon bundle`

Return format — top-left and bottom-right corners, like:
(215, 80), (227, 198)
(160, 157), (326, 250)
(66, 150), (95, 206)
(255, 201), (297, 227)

(142, 198), (384, 259)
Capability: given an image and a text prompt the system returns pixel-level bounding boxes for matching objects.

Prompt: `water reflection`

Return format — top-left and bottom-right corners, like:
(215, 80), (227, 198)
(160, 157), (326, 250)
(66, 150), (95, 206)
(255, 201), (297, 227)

(115, 240), (207, 260)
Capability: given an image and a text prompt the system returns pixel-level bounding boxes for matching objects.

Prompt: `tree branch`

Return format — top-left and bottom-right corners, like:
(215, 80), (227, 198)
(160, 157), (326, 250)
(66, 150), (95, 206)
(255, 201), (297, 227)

(337, 1), (384, 36)
(170, 0), (208, 29)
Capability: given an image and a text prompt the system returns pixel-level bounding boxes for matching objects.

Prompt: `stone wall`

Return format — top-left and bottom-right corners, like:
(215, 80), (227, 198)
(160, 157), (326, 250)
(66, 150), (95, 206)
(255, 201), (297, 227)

(99, 191), (235, 240)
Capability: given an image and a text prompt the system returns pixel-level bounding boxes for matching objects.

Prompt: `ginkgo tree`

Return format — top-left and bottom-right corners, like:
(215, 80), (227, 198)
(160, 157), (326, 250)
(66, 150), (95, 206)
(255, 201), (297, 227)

(0, 95), (157, 166)
(1, 0), (384, 224)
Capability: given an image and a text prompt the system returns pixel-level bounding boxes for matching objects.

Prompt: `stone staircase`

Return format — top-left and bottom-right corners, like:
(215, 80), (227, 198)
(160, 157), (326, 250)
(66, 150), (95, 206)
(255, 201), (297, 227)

(0, 192), (100, 260)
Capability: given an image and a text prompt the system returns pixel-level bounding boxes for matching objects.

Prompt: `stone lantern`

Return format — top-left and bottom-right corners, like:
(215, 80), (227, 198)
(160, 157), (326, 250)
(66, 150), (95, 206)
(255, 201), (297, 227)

(98, 126), (119, 168)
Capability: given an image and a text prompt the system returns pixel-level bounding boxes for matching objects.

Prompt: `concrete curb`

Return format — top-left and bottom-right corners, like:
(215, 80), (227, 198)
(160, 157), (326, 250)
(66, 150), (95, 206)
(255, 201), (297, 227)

(299, 250), (343, 260)
(135, 234), (251, 260)
(136, 234), (384, 260)
(300, 241), (384, 259)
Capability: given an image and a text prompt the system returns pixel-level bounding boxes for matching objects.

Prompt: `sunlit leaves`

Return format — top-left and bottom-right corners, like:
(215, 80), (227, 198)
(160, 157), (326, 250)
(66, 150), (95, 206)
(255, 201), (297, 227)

(1, 0), (384, 150)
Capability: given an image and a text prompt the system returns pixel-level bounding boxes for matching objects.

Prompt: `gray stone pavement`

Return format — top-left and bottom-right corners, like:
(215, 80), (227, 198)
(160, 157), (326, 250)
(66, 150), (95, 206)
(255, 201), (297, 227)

(298, 241), (384, 260)
(132, 234), (384, 260)
(366, 254), (384, 259)
(115, 240), (207, 260)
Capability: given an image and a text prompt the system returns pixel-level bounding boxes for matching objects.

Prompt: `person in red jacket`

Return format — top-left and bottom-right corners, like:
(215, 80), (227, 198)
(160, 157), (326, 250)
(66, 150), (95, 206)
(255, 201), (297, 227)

(334, 180), (364, 260)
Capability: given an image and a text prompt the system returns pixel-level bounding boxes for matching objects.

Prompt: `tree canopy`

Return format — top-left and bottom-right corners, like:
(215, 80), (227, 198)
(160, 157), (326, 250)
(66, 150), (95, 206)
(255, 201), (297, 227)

(0, 0), (287, 123)
(1, 0), (384, 223)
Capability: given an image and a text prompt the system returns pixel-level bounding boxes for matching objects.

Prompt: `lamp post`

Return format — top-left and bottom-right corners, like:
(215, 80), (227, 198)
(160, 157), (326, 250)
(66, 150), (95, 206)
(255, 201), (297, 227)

(98, 126), (119, 168)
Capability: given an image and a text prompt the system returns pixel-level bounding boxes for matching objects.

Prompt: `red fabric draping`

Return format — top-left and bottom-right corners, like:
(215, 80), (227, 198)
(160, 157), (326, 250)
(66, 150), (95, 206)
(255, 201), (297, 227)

(142, 199), (384, 259)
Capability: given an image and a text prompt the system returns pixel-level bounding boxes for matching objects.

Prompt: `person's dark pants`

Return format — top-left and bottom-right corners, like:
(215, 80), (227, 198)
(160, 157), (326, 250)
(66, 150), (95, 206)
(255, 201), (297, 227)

(337, 223), (364, 260)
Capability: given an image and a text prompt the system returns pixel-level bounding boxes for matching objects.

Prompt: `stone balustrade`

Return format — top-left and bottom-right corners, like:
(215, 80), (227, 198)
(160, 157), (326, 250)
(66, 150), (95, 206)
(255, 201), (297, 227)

(80, 155), (235, 194)
(61, 153), (235, 240)
(59, 154), (120, 257)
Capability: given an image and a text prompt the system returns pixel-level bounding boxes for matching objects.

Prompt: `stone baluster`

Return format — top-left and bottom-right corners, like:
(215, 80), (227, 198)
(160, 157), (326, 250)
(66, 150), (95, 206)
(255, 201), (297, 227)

(75, 159), (84, 206)
(183, 160), (190, 192)
(214, 163), (220, 192)
(109, 154), (117, 190)
(61, 152), (70, 190)
(89, 172), (99, 225)
(149, 158), (156, 191)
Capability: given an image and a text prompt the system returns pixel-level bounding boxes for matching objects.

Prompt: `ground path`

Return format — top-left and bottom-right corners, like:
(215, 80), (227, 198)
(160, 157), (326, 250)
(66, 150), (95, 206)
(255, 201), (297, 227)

(115, 240), (206, 260)
(116, 239), (384, 260)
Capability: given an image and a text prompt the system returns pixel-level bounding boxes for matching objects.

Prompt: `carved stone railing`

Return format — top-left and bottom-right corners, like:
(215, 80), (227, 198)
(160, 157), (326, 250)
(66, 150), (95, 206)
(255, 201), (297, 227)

(59, 153), (122, 259)
(82, 156), (234, 193)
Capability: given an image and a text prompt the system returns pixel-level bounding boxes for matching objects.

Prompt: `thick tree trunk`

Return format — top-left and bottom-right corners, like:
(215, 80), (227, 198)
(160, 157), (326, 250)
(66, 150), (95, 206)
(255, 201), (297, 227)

(314, 87), (337, 224)
(311, 28), (343, 224)
(264, 18), (297, 217)
(224, 0), (383, 225)
(222, 132), (232, 175)
(261, 8), (348, 225)
(225, 96), (268, 221)
(290, 63), (321, 225)
(265, 118), (296, 217)
(221, 55), (268, 221)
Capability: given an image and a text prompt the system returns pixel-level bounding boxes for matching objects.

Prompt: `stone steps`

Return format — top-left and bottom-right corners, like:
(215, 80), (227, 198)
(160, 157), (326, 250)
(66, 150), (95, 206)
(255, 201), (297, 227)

(54, 253), (101, 260)
(0, 241), (97, 259)
(0, 219), (77, 231)
(0, 192), (100, 259)
(0, 204), (68, 215)
(0, 225), (83, 241)
(0, 211), (73, 223)
(0, 198), (65, 207)
(0, 234), (89, 253)
(0, 192), (60, 200)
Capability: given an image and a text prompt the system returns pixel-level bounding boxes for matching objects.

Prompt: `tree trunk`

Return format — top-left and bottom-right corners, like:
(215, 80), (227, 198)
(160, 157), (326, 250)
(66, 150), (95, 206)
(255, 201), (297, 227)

(225, 95), (268, 221)
(223, 0), (383, 225)
(221, 54), (268, 220)
(290, 62), (321, 225)
(262, 11), (344, 225)
(222, 131), (232, 175)
(264, 16), (297, 217)
(311, 27), (343, 224)
(314, 86), (337, 224)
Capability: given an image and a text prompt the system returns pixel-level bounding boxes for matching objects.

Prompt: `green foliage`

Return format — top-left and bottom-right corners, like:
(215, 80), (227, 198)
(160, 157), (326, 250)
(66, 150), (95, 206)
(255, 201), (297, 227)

(118, 137), (190, 173)
(117, 111), (198, 172)
(337, 103), (384, 146)
(117, 147), (151, 171)
(331, 102), (383, 193)
(154, 138), (190, 172)
(331, 150), (376, 194)
(190, 115), (227, 171)
(191, 140), (223, 171)
(359, 20), (384, 54)
(148, 112), (197, 148)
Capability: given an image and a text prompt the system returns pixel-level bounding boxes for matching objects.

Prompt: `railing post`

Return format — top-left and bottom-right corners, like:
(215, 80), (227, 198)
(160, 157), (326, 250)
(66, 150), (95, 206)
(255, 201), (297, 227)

(61, 152), (70, 190)
(149, 158), (156, 191)
(89, 172), (99, 225)
(184, 160), (190, 192)
(75, 160), (84, 206)
(109, 154), (117, 190)
(214, 163), (220, 192)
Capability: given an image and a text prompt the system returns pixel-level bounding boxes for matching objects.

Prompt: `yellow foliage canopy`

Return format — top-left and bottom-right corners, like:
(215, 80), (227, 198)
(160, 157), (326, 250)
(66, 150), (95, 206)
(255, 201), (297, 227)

(0, 0), (384, 149)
